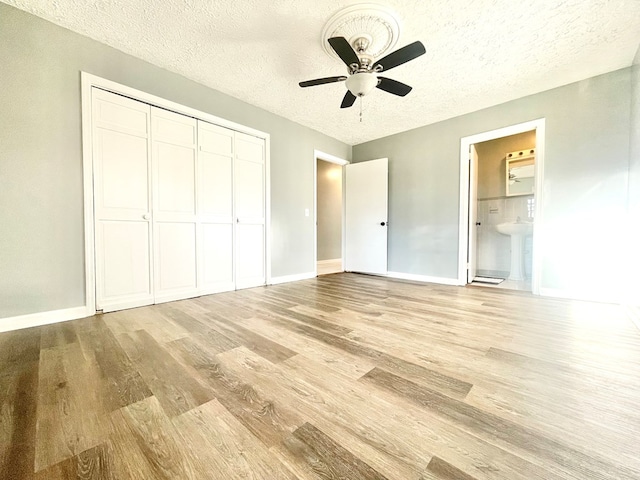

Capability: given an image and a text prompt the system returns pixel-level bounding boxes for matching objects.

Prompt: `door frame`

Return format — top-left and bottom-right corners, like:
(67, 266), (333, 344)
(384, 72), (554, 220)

(467, 144), (479, 283)
(81, 72), (271, 314)
(457, 118), (546, 294)
(313, 150), (349, 276)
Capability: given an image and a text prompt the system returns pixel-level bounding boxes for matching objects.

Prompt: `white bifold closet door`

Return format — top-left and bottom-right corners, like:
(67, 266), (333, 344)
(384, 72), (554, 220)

(197, 122), (266, 291)
(234, 132), (266, 289)
(93, 88), (266, 312)
(151, 107), (198, 304)
(197, 121), (235, 294)
(93, 89), (154, 312)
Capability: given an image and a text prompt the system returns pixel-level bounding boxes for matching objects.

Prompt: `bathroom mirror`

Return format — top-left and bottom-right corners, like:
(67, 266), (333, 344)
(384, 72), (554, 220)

(506, 152), (535, 196)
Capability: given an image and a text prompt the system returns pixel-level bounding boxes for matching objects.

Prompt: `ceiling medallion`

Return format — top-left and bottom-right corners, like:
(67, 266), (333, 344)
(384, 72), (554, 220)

(321, 4), (401, 60)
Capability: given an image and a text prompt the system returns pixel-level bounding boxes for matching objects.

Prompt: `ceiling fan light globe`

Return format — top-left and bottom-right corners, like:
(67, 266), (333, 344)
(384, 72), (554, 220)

(346, 73), (378, 97)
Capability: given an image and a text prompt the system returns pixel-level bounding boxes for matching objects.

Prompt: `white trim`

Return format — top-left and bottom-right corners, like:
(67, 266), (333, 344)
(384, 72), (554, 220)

(81, 72), (271, 313)
(314, 150), (349, 166)
(81, 74), (97, 319)
(0, 306), (93, 333)
(269, 272), (316, 285)
(313, 149), (349, 278)
(458, 118), (546, 294)
(387, 271), (460, 286)
(265, 136), (272, 285)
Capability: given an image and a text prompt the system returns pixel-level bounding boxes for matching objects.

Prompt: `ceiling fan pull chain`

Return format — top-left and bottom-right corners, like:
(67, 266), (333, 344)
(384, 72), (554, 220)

(359, 96), (363, 123)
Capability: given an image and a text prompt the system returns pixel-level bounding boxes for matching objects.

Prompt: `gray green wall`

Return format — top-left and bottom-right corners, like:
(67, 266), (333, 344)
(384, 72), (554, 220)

(316, 160), (342, 261)
(475, 131), (536, 199)
(0, 3), (350, 319)
(353, 68), (633, 301)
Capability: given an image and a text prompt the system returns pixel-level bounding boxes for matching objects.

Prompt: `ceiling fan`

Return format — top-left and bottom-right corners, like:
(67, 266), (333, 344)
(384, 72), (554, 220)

(299, 36), (426, 108)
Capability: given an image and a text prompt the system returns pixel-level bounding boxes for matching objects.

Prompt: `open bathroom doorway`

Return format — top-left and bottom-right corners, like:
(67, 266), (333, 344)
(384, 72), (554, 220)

(314, 150), (348, 276)
(458, 119), (546, 294)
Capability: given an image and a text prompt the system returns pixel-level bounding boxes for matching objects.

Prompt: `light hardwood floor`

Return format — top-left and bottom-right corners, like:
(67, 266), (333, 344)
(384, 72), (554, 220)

(1, 273), (640, 479)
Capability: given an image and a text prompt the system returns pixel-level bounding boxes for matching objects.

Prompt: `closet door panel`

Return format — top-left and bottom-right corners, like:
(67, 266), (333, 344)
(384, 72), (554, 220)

(153, 112), (197, 146)
(92, 88), (153, 312)
(236, 224), (265, 288)
(100, 222), (151, 298)
(96, 130), (149, 214)
(235, 133), (266, 289)
(154, 222), (197, 301)
(235, 160), (264, 220)
(155, 142), (196, 216)
(151, 107), (198, 302)
(93, 89), (148, 136)
(199, 124), (233, 156)
(201, 224), (234, 289)
(199, 151), (233, 219)
(197, 121), (235, 294)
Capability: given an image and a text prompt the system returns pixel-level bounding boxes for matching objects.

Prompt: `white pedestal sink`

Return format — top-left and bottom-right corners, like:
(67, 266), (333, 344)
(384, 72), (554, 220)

(495, 222), (533, 281)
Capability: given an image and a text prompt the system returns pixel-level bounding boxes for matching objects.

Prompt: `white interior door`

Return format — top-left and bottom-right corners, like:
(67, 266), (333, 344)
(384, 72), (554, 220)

(345, 158), (388, 275)
(234, 132), (266, 289)
(151, 107), (198, 303)
(197, 121), (235, 294)
(468, 144), (479, 283)
(92, 88), (153, 312)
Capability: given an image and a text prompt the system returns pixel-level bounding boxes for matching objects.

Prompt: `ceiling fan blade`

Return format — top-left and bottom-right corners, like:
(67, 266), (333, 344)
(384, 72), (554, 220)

(373, 41), (426, 72)
(340, 90), (357, 109)
(299, 76), (347, 87)
(376, 77), (413, 96)
(328, 37), (360, 67)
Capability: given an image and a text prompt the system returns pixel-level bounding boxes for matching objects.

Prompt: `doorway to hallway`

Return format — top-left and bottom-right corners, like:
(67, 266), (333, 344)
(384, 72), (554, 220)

(314, 151), (347, 276)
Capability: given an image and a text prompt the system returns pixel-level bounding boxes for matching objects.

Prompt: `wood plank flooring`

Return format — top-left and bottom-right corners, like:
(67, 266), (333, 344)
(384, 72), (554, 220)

(2, 273), (640, 479)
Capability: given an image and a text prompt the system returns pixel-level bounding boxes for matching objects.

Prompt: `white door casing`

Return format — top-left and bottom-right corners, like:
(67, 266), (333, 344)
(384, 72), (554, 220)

(468, 144), (479, 283)
(92, 88), (154, 312)
(313, 151), (349, 277)
(345, 158), (388, 275)
(458, 118), (545, 293)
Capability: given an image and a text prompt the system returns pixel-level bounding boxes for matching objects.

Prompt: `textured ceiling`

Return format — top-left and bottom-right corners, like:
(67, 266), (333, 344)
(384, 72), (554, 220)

(4, 0), (640, 145)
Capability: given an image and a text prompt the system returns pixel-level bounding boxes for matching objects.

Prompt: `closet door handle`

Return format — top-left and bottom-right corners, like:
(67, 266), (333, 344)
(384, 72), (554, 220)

(142, 213), (151, 220)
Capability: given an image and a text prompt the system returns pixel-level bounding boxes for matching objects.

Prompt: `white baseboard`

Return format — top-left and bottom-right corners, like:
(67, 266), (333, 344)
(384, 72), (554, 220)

(317, 258), (341, 265)
(538, 287), (620, 304)
(269, 272), (316, 285)
(0, 305), (94, 333)
(386, 271), (461, 286)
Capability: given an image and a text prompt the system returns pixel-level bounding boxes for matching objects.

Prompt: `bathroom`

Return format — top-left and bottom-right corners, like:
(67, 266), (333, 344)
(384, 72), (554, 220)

(472, 130), (536, 290)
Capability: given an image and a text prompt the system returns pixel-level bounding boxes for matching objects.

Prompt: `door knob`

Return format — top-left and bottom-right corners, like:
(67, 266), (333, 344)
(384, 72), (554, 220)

(143, 213), (151, 220)
(380, 222), (386, 226)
